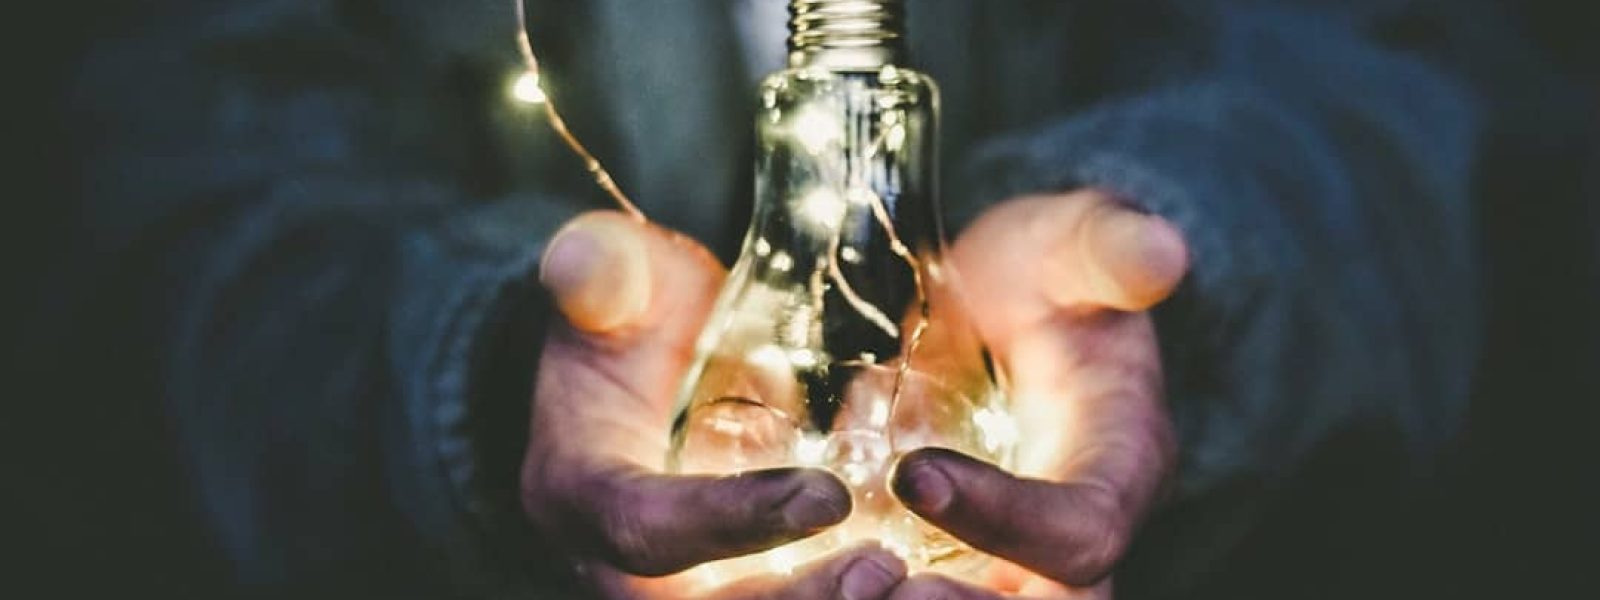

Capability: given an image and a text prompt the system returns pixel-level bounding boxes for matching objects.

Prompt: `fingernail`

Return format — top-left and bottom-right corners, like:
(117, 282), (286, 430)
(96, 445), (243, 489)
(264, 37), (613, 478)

(781, 481), (851, 531)
(892, 457), (955, 515)
(839, 553), (905, 600)
(540, 214), (650, 332)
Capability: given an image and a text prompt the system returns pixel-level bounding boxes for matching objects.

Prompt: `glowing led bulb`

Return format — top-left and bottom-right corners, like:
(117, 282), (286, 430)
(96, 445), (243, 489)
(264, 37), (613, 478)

(796, 188), (847, 231)
(510, 71), (546, 104)
(795, 436), (829, 466)
(869, 400), (891, 428)
(748, 345), (790, 370)
(973, 406), (1021, 453)
(787, 348), (821, 369)
(791, 107), (842, 155)
(770, 251), (795, 273)
(666, 0), (1015, 583)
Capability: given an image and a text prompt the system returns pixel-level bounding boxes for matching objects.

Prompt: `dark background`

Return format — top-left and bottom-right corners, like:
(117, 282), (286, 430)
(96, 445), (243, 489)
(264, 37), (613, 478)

(6, 1), (1597, 598)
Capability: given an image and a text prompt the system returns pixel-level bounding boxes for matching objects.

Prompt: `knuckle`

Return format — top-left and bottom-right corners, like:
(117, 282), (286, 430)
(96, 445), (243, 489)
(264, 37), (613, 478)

(1057, 487), (1131, 585)
(721, 470), (834, 536)
(597, 489), (674, 576)
(534, 464), (682, 576)
(1066, 521), (1127, 585)
(599, 507), (663, 574)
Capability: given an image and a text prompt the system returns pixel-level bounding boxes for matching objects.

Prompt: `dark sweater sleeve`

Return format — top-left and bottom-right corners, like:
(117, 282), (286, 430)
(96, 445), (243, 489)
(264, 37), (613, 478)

(64, 3), (577, 595)
(962, 2), (1483, 498)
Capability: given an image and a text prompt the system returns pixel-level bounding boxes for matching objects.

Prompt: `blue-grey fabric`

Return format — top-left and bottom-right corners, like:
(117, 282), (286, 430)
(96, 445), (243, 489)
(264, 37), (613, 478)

(47, 0), (1592, 597)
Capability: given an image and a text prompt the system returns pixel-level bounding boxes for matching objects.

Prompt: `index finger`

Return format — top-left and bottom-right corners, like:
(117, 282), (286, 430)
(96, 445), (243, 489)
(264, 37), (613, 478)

(587, 543), (908, 600)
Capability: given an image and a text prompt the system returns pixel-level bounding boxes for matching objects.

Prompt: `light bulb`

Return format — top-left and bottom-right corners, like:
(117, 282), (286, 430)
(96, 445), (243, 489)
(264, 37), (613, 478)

(510, 71), (547, 104)
(667, 0), (1015, 582)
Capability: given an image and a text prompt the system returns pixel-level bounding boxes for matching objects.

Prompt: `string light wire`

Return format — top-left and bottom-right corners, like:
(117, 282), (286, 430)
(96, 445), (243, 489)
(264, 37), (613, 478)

(514, 0), (931, 443)
(513, 0), (646, 220)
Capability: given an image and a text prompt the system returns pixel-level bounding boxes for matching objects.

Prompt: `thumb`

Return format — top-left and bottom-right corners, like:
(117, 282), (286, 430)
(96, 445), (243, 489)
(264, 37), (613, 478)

(539, 211), (654, 333)
(956, 191), (1188, 316)
(534, 210), (726, 421)
(1057, 195), (1189, 312)
(891, 448), (1130, 587)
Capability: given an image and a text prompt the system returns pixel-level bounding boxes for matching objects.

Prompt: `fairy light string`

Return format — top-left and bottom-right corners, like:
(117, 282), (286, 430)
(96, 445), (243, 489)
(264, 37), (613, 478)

(514, 0), (930, 446)
(512, 0), (645, 220)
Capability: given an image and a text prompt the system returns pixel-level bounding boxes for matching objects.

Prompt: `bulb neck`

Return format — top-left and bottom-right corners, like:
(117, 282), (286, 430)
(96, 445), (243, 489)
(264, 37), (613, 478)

(787, 0), (905, 70)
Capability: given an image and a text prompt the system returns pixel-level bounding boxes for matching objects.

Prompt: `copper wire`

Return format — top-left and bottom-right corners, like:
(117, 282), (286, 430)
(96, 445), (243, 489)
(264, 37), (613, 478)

(513, 0), (646, 221)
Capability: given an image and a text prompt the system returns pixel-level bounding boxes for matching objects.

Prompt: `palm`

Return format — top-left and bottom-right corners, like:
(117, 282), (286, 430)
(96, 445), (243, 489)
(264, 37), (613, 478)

(522, 212), (908, 600)
(883, 191), (1187, 600)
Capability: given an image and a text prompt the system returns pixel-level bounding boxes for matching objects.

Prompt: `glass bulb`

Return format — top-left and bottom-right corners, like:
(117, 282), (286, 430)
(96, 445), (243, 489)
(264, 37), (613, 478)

(667, 0), (1015, 583)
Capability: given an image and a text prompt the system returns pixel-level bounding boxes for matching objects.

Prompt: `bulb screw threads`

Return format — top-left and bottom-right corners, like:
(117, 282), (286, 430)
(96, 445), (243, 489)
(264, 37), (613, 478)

(788, 0), (906, 70)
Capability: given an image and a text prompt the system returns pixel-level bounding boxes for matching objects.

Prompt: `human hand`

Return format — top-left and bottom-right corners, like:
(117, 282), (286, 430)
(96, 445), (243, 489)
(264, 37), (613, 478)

(523, 211), (909, 599)
(888, 191), (1190, 599)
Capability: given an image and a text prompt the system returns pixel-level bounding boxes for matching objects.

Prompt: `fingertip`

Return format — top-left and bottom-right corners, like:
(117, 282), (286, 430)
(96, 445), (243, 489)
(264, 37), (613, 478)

(839, 546), (908, 600)
(890, 449), (958, 516)
(1083, 208), (1189, 311)
(588, 468), (849, 576)
(1137, 214), (1191, 298)
(705, 542), (908, 600)
(776, 468), (853, 531)
(889, 573), (1005, 600)
(540, 211), (651, 333)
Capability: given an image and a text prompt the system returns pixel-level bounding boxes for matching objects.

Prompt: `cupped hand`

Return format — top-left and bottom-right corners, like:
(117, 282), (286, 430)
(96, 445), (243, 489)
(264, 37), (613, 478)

(523, 211), (908, 599)
(889, 191), (1190, 599)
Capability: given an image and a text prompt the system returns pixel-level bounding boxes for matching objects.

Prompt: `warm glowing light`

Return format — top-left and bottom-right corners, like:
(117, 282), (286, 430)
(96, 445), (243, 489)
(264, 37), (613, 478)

(973, 406), (1020, 453)
(665, 11), (1014, 580)
(794, 436), (828, 466)
(792, 107), (841, 154)
(797, 188), (847, 230)
(780, 304), (814, 349)
(787, 348), (820, 369)
(869, 400), (891, 428)
(879, 110), (907, 152)
(840, 246), (862, 264)
(709, 415), (746, 437)
(748, 345), (789, 370)
(842, 461), (873, 487)
(511, 71), (547, 104)
(885, 122), (907, 153)
(765, 544), (801, 575)
(879, 529), (913, 560)
(690, 566), (726, 591)
(770, 251), (795, 273)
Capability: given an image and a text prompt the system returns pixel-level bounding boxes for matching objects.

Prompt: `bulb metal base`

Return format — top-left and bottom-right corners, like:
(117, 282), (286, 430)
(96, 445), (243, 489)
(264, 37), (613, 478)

(788, 0), (905, 70)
